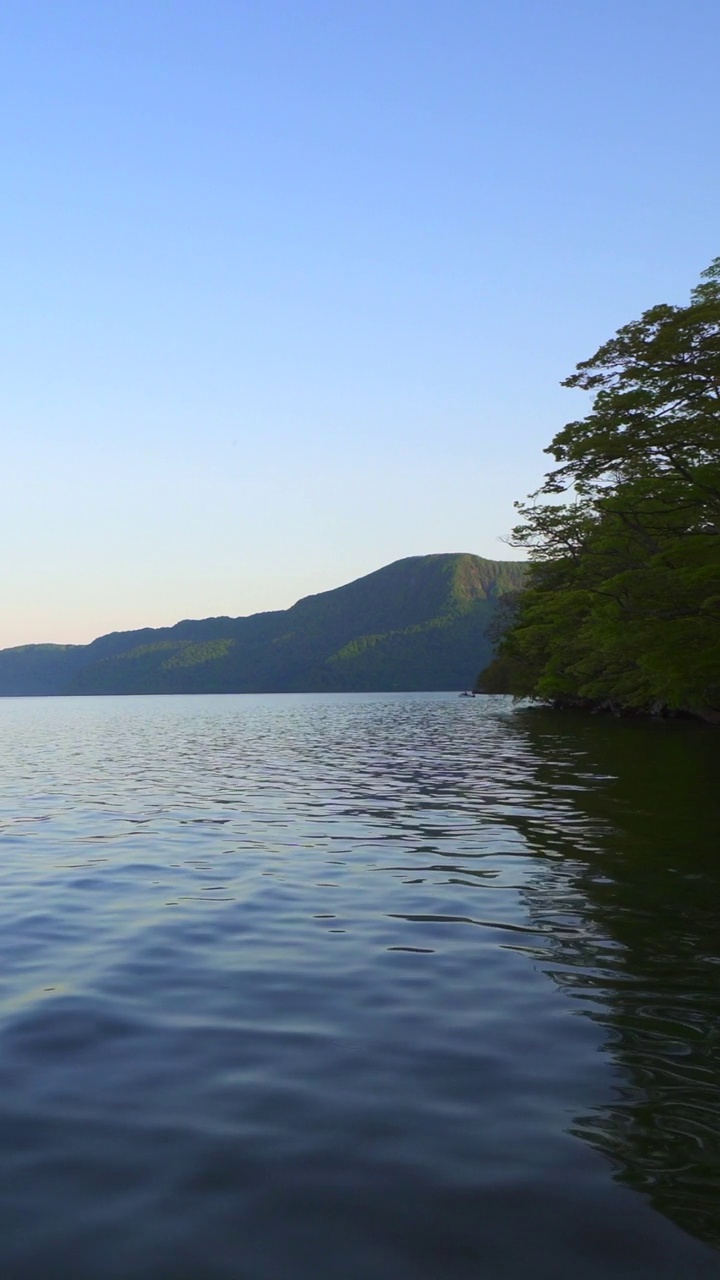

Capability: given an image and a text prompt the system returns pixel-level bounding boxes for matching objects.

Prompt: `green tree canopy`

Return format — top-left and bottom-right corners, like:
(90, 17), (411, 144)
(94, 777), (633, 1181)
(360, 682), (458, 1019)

(479, 260), (720, 722)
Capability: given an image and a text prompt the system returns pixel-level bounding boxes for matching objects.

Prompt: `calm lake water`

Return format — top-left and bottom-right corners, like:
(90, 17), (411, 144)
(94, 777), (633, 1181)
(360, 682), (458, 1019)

(1, 692), (718, 1280)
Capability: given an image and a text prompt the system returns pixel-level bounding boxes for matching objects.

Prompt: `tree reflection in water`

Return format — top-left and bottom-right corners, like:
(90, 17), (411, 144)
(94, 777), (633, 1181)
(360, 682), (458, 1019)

(506, 709), (720, 1248)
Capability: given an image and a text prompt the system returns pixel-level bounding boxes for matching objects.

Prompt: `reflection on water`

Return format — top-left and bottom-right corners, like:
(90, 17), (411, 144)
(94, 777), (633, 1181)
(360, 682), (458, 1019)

(510, 710), (720, 1248)
(0, 693), (718, 1279)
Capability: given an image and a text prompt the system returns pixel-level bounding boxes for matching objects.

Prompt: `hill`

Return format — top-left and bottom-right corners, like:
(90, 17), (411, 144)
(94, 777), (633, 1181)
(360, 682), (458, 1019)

(0, 554), (526, 696)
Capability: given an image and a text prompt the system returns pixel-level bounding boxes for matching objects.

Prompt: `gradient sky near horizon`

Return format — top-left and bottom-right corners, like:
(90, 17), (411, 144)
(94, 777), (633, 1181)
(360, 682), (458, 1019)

(2, 0), (718, 647)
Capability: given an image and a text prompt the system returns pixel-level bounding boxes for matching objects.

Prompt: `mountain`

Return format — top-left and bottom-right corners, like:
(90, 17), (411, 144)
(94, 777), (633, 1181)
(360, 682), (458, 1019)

(0, 554), (526, 696)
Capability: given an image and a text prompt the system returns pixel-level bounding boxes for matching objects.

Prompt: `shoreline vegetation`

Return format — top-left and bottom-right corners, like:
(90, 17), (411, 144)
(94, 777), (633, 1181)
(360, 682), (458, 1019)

(476, 260), (720, 726)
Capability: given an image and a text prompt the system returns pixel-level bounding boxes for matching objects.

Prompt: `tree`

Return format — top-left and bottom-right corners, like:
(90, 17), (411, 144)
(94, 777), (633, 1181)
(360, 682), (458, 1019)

(478, 260), (720, 721)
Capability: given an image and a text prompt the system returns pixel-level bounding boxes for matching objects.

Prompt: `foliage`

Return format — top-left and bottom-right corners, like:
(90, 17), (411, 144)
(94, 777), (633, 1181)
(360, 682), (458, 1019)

(478, 260), (720, 720)
(164, 639), (235, 669)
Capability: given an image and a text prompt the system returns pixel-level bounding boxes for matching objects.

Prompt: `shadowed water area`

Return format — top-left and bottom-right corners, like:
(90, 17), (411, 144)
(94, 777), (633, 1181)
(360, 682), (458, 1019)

(0, 692), (718, 1279)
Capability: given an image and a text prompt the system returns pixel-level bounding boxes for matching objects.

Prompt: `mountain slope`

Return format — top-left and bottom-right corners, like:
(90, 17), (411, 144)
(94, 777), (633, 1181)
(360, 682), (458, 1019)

(0, 554), (526, 695)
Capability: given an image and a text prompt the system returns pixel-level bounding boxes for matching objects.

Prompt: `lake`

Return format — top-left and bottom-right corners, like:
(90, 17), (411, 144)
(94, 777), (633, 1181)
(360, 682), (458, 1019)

(0, 692), (718, 1279)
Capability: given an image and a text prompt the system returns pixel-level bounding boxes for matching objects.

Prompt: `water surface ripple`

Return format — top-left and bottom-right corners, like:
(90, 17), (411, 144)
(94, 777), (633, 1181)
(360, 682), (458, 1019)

(0, 693), (718, 1279)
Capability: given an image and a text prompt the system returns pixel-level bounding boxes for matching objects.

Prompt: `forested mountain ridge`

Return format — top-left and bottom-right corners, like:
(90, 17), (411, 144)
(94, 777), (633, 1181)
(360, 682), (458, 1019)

(0, 554), (526, 696)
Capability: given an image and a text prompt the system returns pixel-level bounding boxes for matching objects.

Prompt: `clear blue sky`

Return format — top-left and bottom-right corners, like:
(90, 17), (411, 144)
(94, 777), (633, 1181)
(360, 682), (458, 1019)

(2, 0), (718, 646)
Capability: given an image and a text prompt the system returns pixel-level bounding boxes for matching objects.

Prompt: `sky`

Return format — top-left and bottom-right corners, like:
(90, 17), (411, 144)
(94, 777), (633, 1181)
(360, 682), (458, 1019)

(2, 0), (718, 647)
